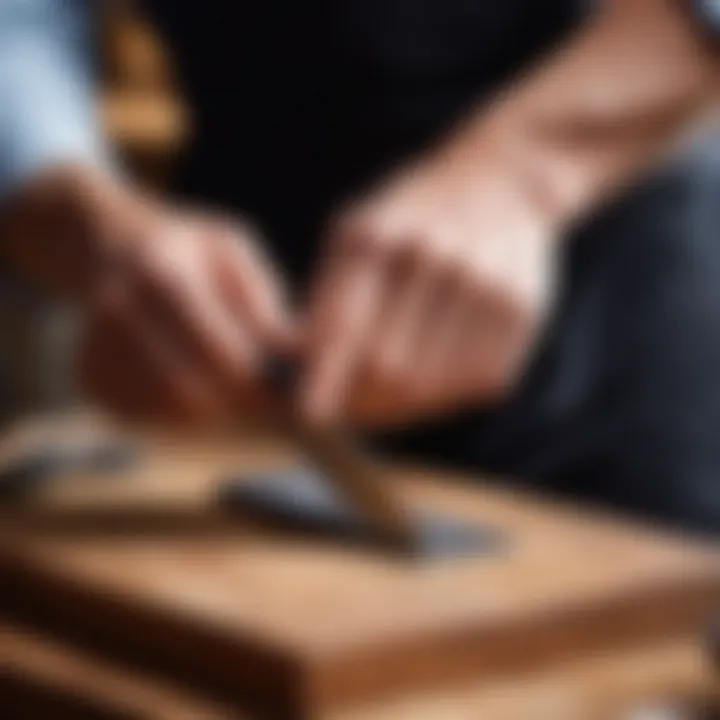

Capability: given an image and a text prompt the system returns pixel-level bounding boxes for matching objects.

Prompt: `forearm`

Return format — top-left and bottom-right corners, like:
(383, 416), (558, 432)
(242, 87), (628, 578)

(440, 0), (720, 228)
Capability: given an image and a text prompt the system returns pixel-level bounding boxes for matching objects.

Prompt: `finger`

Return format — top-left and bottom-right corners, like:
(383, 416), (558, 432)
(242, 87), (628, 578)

(342, 385), (413, 428)
(301, 232), (387, 423)
(344, 282), (453, 428)
(366, 247), (436, 386)
(362, 226), (473, 422)
(80, 286), (222, 426)
(346, 267), (440, 430)
(210, 227), (297, 350)
(136, 234), (258, 398)
(408, 284), (470, 410)
(455, 289), (525, 405)
(189, 272), (271, 414)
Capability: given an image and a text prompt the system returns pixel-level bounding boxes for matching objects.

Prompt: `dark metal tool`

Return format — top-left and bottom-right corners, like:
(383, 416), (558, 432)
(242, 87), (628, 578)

(262, 355), (420, 555)
(219, 356), (506, 559)
(218, 466), (506, 560)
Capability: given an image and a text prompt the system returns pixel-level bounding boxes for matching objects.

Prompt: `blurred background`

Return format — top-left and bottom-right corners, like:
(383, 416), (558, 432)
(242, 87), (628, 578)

(0, 1), (184, 420)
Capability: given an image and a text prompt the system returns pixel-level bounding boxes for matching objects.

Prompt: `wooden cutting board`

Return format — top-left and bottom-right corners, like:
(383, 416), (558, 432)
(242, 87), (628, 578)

(0, 424), (717, 719)
(1, 623), (716, 720)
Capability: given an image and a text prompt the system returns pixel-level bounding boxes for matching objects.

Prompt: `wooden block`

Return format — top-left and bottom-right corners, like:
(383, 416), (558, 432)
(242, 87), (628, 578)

(0, 429), (717, 719)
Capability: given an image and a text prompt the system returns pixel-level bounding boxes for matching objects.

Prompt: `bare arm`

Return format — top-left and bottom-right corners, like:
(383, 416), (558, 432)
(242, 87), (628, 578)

(302, 0), (720, 426)
(444, 0), (720, 228)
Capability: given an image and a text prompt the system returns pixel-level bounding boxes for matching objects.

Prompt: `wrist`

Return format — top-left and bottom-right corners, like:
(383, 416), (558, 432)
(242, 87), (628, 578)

(474, 108), (622, 230)
(433, 0), (720, 232)
(0, 164), (147, 302)
(427, 118), (577, 242)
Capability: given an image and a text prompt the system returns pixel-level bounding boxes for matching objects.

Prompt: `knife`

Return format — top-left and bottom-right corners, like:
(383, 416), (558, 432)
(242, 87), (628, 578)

(264, 355), (420, 555)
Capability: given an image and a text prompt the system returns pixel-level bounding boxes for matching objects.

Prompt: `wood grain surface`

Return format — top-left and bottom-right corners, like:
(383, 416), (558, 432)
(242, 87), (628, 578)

(0, 413), (718, 718)
(1, 621), (716, 720)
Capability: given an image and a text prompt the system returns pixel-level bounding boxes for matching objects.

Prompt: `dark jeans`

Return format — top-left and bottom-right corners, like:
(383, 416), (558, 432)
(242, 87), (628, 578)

(379, 141), (720, 536)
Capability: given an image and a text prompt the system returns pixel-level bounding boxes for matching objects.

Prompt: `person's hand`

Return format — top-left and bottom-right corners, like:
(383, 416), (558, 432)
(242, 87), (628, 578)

(0, 166), (294, 426)
(300, 146), (560, 427)
(79, 209), (295, 426)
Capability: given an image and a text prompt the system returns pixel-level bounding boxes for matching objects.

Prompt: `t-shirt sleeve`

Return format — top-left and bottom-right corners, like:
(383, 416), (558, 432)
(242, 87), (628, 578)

(0, 0), (112, 203)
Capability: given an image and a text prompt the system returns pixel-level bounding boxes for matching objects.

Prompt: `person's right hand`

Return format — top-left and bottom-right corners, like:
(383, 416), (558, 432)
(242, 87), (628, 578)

(0, 166), (294, 426)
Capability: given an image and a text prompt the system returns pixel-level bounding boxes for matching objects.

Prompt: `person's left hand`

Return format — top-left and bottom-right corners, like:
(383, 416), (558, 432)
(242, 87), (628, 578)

(299, 146), (560, 427)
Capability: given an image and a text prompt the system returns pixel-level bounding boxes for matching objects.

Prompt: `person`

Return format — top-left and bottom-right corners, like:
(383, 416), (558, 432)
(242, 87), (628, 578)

(0, 0), (719, 532)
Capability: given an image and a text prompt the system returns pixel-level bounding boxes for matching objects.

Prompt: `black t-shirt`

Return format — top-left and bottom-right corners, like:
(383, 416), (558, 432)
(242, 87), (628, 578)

(144, 0), (586, 282)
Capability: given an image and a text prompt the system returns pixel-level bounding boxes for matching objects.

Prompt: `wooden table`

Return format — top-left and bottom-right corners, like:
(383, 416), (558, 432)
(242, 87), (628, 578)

(0, 413), (717, 718)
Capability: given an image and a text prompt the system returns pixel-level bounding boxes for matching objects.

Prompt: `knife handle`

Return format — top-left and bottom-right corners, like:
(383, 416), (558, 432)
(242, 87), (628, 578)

(260, 354), (420, 555)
